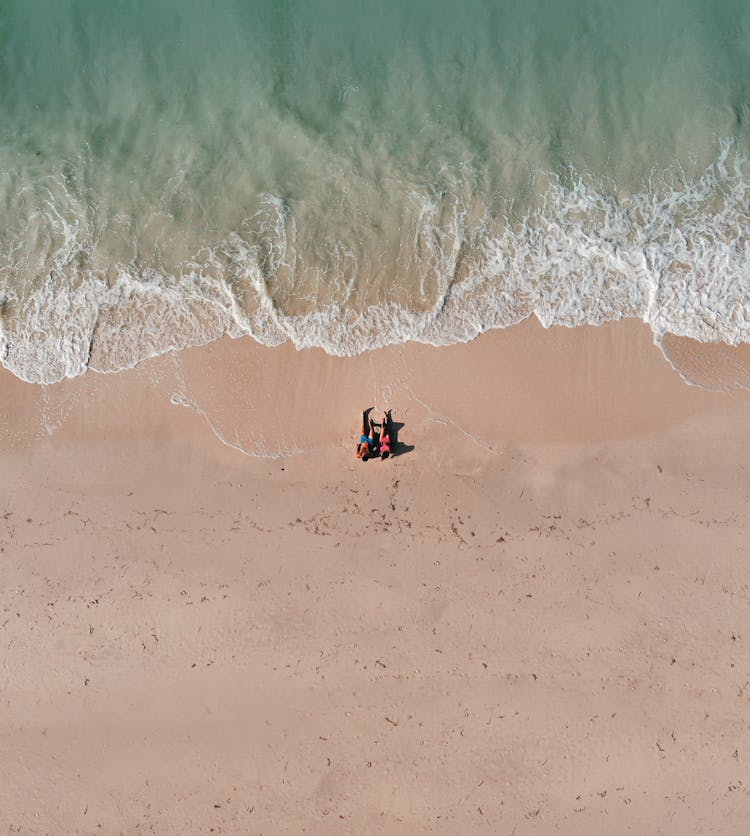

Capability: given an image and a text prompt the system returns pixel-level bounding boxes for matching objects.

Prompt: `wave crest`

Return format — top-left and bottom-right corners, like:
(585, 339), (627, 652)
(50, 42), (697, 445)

(2, 145), (750, 384)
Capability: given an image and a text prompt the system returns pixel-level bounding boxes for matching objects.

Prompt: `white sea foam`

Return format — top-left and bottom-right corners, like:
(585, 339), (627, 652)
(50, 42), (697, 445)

(2, 147), (750, 384)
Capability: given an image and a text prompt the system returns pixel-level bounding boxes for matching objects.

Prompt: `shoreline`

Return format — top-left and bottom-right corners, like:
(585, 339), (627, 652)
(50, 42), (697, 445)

(2, 318), (744, 454)
(2, 319), (750, 833)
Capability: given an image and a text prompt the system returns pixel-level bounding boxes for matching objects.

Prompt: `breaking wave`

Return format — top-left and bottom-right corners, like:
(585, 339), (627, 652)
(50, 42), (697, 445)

(1, 146), (749, 384)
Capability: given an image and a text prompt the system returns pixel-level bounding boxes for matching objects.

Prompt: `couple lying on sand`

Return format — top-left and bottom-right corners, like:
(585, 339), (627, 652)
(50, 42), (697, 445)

(356, 409), (393, 461)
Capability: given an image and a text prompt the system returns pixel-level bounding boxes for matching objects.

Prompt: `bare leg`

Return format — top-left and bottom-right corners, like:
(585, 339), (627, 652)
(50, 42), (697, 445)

(361, 407), (377, 436)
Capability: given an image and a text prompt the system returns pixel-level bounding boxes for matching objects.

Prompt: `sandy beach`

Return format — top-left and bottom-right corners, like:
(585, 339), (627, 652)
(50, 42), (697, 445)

(2, 319), (750, 834)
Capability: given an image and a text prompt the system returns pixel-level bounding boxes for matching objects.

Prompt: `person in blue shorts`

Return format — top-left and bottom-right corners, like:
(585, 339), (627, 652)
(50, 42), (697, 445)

(356, 409), (375, 460)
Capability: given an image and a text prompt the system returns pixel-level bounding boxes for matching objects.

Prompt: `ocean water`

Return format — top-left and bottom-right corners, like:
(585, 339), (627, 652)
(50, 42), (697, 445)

(1, 0), (749, 383)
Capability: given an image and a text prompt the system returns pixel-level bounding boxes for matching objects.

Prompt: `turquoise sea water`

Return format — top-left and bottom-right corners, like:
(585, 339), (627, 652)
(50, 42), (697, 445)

(1, 0), (749, 382)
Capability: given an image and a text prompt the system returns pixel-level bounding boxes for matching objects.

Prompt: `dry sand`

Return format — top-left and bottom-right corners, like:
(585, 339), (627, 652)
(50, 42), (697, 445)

(2, 319), (750, 834)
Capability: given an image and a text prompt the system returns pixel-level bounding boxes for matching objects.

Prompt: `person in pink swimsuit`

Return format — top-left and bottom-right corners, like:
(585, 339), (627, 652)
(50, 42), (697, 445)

(378, 410), (393, 459)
